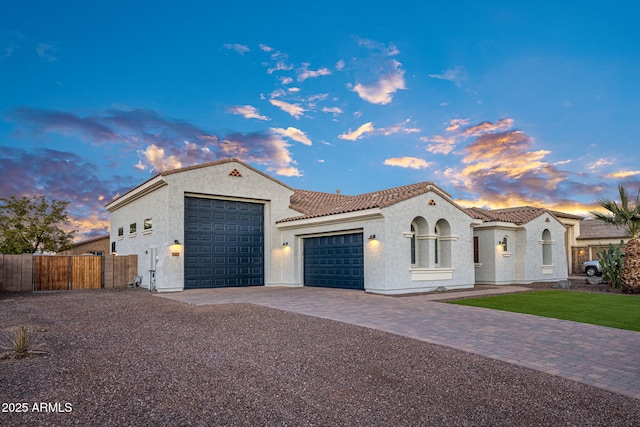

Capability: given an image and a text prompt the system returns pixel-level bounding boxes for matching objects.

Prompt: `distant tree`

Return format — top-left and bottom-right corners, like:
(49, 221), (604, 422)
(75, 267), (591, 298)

(590, 185), (640, 293)
(0, 195), (76, 254)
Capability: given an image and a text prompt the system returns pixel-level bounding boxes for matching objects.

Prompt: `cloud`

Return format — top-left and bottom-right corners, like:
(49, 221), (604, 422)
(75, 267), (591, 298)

(335, 59), (345, 70)
(223, 43), (250, 54)
(383, 157), (431, 169)
(272, 127), (312, 146)
(352, 60), (406, 105)
(377, 119), (420, 136)
(350, 40), (406, 105)
(589, 158), (615, 171)
(259, 44), (273, 52)
(0, 146), (135, 240)
(445, 118), (469, 132)
(275, 166), (302, 177)
(428, 66), (467, 87)
(269, 99), (305, 119)
(339, 122), (375, 141)
(228, 105), (270, 121)
(9, 107), (303, 179)
(605, 170), (640, 179)
(422, 135), (457, 155)
(36, 43), (57, 61)
(461, 118), (514, 137)
(339, 119), (417, 141)
(322, 106), (343, 116)
(139, 144), (184, 172)
(442, 121), (577, 208)
(297, 64), (331, 82)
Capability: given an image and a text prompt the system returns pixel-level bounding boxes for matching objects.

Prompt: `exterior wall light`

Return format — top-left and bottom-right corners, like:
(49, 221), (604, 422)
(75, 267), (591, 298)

(282, 242), (289, 247)
(368, 234), (376, 240)
(174, 239), (181, 245)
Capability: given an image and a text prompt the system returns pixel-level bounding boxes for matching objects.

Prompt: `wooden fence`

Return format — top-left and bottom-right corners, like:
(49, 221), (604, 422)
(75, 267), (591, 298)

(0, 254), (137, 292)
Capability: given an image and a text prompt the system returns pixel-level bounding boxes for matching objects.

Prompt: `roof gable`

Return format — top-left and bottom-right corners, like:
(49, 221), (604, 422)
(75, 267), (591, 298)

(107, 158), (292, 210)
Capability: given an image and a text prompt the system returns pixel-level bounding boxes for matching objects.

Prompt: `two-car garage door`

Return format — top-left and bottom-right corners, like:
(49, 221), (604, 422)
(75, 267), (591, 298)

(303, 233), (364, 290)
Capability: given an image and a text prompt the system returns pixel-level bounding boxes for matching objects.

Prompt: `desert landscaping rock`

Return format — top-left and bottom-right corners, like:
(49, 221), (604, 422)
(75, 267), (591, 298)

(1, 288), (639, 426)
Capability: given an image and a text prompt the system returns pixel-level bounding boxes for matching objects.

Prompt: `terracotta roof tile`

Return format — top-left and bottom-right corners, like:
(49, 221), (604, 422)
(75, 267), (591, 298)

(466, 206), (551, 225)
(279, 182), (460, 223)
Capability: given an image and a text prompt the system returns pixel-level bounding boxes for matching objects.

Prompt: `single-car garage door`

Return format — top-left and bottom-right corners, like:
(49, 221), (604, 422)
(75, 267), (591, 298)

(184, 197), (264, 289)
(303, 233), (364, 290)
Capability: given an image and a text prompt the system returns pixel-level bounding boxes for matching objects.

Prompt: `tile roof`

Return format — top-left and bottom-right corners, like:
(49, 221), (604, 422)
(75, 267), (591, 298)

(279, 182), (458, 223)
(577, 219), (630, 240)
(466, 206), (553, 225)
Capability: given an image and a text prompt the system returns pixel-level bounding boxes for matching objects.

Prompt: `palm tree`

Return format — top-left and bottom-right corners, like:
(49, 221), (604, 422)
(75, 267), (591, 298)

(590, 185), (640, 293)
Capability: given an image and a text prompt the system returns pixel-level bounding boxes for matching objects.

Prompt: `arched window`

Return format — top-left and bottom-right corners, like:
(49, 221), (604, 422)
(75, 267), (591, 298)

(410, 217), (429, 267)
(410, 224), (416, 265)
(542, 229), (552, 265)
(435, 219), (452, 268)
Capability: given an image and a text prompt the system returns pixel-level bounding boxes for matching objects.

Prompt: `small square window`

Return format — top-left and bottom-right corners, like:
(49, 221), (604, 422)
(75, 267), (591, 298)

(117, 226), (124, 237)
(144, 218), (152, 230)
(130, 223), (137, 234)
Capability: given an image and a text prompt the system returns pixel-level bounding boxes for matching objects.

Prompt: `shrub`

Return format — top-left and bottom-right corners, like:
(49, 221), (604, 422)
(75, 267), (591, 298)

(1, 325), (46, 359)
(597, 242), (625, 290)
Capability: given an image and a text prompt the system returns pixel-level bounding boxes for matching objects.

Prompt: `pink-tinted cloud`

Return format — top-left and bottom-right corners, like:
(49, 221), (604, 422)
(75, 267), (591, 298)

(228, 105), (270, 120)
(434, 118), (617, 212)
(352, 61), (406, 105)
(269, 99), (305, 119)
(297, 64), (331, 82)
(9, 107), (303, 179)
(383, 157), (431, 169)
(350, 40), (406, 105)
(0, 146), (135, 240)
(339, 122), (375, 141)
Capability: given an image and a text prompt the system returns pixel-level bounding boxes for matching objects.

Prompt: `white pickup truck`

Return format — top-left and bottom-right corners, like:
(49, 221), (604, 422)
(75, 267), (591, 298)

(581, 260), (602, 277)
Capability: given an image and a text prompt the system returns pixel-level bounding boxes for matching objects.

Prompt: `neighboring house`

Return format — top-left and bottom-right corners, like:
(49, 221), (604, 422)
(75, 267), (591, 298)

(466, 207), (569, 285)
(58, 235), (110, 255)
(573, 219), (631, 271)
(106, 158), (569, 293)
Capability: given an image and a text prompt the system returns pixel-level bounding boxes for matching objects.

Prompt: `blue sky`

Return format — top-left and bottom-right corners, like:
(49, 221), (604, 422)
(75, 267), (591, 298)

(2, 1), (640, 240)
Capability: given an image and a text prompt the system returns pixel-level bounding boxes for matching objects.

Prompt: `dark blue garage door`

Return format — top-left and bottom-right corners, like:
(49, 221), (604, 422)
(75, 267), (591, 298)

(303, 233), (364, 290)
(184, 197), (264, 289)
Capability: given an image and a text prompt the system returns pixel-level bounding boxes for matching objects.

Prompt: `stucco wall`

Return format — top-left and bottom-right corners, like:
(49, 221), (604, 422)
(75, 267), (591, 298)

(109, 161), (299, 292)
(474, 214), (568, 285)
(277, 212), (384, 289)
(522, 215), (568, 282)
(109, 183), (169, 289)
(375, 190), (475, 294)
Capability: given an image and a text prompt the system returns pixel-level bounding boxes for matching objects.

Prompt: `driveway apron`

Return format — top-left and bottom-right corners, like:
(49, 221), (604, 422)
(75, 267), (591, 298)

(158, 286), (640, 399)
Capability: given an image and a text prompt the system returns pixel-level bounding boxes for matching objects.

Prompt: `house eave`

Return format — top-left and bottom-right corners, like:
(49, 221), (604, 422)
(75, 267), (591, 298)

(276, 208), (383, 230)
(106, 177), (168, 212)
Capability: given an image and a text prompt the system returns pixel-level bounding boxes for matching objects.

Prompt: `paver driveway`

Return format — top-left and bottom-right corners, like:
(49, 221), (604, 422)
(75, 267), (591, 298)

(159, 286), (640, 399)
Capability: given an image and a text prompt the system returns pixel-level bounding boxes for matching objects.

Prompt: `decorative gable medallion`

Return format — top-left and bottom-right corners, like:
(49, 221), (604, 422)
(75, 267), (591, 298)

(229, 168), (242, 177)
(428, 199), (436, 206)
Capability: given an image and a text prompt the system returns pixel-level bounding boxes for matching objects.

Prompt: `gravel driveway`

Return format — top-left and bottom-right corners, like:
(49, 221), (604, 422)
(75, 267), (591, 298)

(1, 288), (639, 426)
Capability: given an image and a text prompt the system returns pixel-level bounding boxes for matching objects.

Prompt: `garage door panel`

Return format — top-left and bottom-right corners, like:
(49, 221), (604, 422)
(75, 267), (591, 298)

(184, 197), (264, 289)
(304, 233), (364, 290)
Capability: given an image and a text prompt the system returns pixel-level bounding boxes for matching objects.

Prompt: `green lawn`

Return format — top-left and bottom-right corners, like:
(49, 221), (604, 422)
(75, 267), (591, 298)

(448, 290), (640, 331)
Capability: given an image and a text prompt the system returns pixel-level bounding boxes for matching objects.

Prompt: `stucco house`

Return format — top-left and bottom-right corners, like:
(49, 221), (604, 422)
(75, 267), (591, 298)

(106, 158), (569, 293)
(466, 207), (569, 285)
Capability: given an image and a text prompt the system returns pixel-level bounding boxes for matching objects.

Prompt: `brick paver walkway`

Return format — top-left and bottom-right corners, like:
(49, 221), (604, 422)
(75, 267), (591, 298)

(159, 286), (640, 399)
